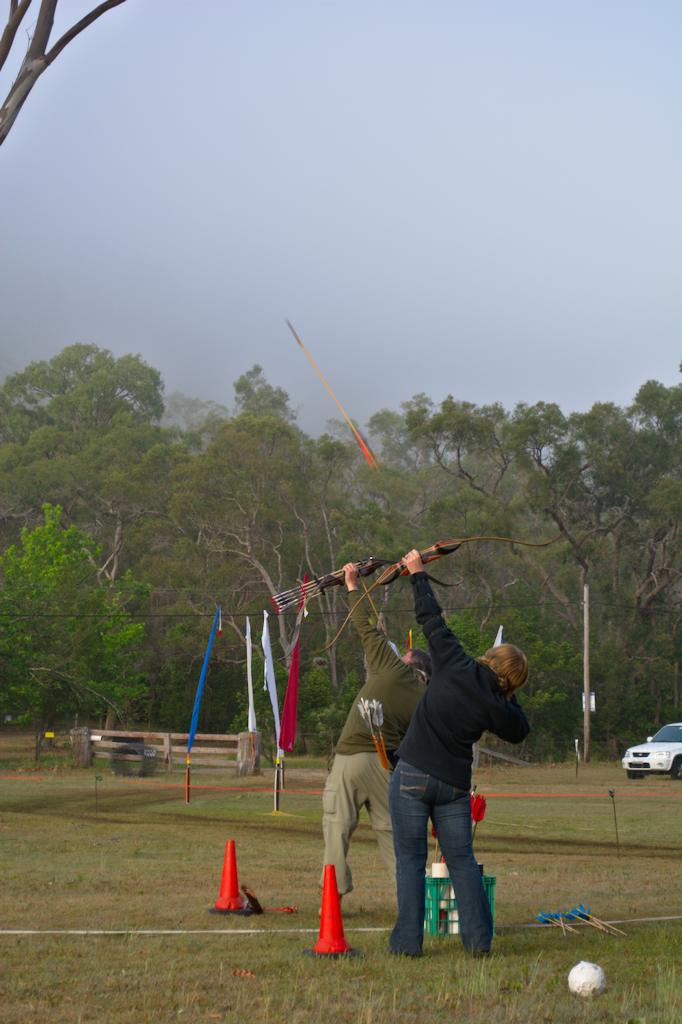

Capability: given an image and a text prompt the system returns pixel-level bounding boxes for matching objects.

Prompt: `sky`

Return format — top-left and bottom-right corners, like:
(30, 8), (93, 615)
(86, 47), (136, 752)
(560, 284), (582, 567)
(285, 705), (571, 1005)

(1, 0), (680, 435)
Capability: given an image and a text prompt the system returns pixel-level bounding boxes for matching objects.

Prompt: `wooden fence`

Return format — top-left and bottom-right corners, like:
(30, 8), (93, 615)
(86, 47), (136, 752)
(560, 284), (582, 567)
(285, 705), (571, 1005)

(70, 727), (260, 776)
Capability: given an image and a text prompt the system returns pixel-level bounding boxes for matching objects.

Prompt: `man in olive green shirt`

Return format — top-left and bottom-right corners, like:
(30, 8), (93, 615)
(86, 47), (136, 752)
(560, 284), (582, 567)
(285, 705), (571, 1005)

(321, 562), (430, 896)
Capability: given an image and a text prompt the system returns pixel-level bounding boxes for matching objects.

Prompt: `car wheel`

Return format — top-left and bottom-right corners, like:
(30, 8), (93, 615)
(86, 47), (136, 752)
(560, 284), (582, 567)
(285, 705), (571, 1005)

(670, 758), (682, 781)
(626, 770), (643, 780)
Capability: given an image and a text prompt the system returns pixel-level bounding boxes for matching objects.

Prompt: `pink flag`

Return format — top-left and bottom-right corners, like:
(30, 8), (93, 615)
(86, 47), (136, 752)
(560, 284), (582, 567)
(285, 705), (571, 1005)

(278, 574), (307, 753)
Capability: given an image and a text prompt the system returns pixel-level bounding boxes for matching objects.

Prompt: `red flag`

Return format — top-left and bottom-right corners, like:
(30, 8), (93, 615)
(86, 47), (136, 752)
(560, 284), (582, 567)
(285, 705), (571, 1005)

(278, 574), (307, 753)
(279, 641), (299, 753)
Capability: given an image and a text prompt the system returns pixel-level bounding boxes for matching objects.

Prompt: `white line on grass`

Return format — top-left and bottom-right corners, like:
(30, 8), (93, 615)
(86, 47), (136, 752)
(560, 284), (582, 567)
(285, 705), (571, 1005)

(0, 927), (388, 936)
(2, 916), (682, 937)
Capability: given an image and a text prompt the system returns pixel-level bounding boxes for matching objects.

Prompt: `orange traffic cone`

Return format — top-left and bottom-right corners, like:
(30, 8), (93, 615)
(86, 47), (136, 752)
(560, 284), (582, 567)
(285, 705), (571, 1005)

(209, 839), (245, 914)
(306, 864), (356, 956)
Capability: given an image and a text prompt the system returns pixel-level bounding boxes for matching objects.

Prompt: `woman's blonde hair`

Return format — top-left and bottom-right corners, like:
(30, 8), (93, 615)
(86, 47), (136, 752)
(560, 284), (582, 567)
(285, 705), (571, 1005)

(478, 643), (528, 697)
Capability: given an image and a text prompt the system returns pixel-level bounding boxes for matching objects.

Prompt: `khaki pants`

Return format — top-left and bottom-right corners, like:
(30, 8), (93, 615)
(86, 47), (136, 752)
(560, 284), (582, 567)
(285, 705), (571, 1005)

(321, 751), (396, 895)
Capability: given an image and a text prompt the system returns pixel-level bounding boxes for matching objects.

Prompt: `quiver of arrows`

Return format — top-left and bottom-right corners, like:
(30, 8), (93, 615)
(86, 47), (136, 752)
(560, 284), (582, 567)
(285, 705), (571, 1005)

(357, 698), (390, 770)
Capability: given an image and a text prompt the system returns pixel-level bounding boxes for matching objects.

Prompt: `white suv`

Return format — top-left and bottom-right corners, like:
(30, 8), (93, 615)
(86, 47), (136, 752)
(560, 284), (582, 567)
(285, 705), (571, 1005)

(622, 723), (682, 780)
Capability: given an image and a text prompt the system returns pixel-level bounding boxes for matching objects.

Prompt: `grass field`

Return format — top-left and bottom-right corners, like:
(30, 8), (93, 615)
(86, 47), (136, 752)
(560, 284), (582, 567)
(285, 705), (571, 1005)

(1, 731), (681, 1023)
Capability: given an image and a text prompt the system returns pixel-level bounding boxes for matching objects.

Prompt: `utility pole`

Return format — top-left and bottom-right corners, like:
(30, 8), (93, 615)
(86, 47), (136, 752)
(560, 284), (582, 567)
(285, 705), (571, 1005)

(583, 581), (591, 763)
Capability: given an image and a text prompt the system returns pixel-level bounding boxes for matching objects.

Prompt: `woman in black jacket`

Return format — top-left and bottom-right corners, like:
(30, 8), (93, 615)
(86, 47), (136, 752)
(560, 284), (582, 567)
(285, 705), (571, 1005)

(389, 549), (530, 957)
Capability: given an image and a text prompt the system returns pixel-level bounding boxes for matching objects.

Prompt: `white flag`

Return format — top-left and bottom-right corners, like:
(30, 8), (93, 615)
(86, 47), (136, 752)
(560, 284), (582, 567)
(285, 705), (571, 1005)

(261, 610), (281, 755)
(493, 625), (504, 647)
(245, 616), (257, 733)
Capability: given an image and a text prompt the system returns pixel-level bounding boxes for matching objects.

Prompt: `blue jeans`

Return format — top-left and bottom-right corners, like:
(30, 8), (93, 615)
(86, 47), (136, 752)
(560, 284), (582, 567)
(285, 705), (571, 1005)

(389, 760), (493, 955)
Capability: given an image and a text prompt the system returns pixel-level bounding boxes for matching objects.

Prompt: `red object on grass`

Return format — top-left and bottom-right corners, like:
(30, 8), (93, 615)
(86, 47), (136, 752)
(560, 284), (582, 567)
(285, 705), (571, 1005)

(471, 793), (487, 822)
(313, 865), (352, 955)
(212, 839), (244, 912)
(471, 792), (487, 843)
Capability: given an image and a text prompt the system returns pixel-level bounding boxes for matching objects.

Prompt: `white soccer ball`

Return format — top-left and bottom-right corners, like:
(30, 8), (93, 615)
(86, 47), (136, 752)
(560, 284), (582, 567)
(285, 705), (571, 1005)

(567, 961), (606, 997)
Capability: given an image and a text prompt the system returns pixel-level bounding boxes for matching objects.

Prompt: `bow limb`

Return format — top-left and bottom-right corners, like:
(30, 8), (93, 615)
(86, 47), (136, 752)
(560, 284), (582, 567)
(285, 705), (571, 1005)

(379, 533), (558, 584)
(317, 533), (559, 651)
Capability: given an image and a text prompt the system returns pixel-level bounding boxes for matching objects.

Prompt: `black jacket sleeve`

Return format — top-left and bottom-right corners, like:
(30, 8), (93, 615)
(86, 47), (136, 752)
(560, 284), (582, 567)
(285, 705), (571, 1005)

(409, 572), (477, 675)
(410, 572), (531, 746)
(487, 693), (530, 744)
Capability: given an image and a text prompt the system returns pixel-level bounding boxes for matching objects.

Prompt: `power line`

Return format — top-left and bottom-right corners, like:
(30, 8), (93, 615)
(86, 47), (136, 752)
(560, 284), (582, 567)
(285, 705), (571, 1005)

(2, 601), (680, 620)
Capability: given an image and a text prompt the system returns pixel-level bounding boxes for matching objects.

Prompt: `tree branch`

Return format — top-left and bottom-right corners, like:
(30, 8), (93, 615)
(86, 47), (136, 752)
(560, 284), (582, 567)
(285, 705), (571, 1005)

(29, 664), (123, 718)
(544, 507), (590, 575)
(0, 0), (32, 72)
(26, 0), (56, 59)
(518, 550), (578, 628)
(0, 0), (128, 146)
(45, 0), (127, 65)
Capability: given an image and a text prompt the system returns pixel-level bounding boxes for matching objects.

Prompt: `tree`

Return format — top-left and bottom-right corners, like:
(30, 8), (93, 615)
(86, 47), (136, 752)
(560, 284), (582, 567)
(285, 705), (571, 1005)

(0, 0), (128, 147)
(233, 365), (295, 422)
(0, 503), (148, 755)
(0, 343), (164, 444)
(0, 344), (175, 579)
(169, 411), (309, 660)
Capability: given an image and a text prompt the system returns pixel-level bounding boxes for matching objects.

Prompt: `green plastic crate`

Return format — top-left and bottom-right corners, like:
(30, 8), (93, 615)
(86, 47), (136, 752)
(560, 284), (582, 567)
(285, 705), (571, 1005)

(424, 874), (496, 936)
